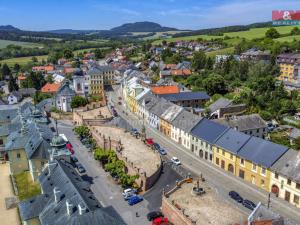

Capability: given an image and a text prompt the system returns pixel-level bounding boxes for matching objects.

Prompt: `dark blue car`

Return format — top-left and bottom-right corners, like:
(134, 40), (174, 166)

(242, 199), (256, 210)
(229, 191), (243, 203)
(128, 195), (143, 206)
(153, 143), (161, 151)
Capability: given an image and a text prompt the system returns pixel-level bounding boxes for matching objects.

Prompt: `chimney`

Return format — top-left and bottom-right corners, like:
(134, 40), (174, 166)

(66, 200), (73, 216)
(53, 187), (61, 203)
(78, 203), (87, 215)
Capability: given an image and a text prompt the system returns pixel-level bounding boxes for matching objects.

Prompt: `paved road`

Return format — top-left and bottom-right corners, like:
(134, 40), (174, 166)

(108, 86), (300, 224)
(56, 120), (182, 225)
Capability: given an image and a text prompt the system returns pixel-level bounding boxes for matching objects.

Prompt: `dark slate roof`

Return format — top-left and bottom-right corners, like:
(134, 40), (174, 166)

(271, 149), (300, 183)
(18, 159), (126, 225)
(171, 110), (202, 133)
(208, 98), (232, 113)
(149, 98), (173, 117)
(37, 98), (54, 113)
(191, 118), (229, 144)
(88, 66), (114, 75)
(159, 91), (210, 102)
(216, 114), (267, 131)
(9, 91), (22, 101)
(56, 81), (76, 97)
(0, 108), (18, 123)
(214, 128), (251, 154)
(238, 136), (289, 168)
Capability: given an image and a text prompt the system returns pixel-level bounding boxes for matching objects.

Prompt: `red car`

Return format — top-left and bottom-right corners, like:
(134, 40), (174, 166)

(66, 143), (74, 155)
(146, 138), (154, 147)
(152, 217), (169, 225)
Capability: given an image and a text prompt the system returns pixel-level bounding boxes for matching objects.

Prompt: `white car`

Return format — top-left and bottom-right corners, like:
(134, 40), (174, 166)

(122, 188), (137, 196)
(171, 157), (181, 165)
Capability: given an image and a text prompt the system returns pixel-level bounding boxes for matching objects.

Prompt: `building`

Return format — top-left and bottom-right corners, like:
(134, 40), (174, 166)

(32, 65), (54, 73)
(190, 119), (229, 162)
(236, 137), (289, 192)
(7, 91), (22, 104)
(213, 128), (251, 174)
(41, 83), (61, 95)
(151, 85), (180, 95)
(149, 98), (173, 130)
(277, 53), (300, 85)
(241, 49), (271, 62)
(208, 98), (246, 119)
(160, 104), (183, 137)
(159, 91), (210, 108)
(72, 69), (89, 97)
(171, 110), (202, 150)
(216, 114), (267, 139)
(55, 80), (76, 112)
(18, 158), (126, 225)
(88, 65), (115, 95)
(270, 149), (300, 208)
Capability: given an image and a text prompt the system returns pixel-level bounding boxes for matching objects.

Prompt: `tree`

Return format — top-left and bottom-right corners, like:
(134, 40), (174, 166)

(94, 49), (104, 59)
(33, 91), (52, 104)
(74, 125), (90, 138)
(63, 48), (74, 59)
(191, 51), (207, 71)
(294, 137), (300, 150)
(161, 48), (173, 62)
(205, 57), (214, 70)
(71, 96), (89, 109)
(13, 63), (20, 73)
(31, 56), (38, 63)
(265, 28), (280, 39)
(1, 63), (11, 79)
(46, 74), (54, 84)
(22, 72), (46, 90)
(202, 73), (227, 95)
(291, 27), (300, 35)
(8, 74), (19, 92)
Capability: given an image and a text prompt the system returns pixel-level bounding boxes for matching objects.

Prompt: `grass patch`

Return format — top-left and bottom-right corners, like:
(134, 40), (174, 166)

(0, 55), (48, 66)
(275, 34), (300, 43)
(270, 131), (291, 148)
(14, 172), (41, 201)
(206, 47), (234, 57)
(0, 39), (43, 49)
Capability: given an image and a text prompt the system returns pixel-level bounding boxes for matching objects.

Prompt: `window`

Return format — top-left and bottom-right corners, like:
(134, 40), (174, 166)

(287, 179), (291, 185)
(261, 179), (265, 187)
(252, 163), (257, 172)
(296, 183), (300, 190)
(217, 148), (219, 153)
(240, 158), (244, 166)
(257, 129), (259, 133)
(230, 154), (233, 160)
(216, 157), (219, 165)
(275, 172), (279, 179)
(222, 150), (225, 156)
(0, 139), (3, 145)
(261, 167), (266, 176)
(239, 170), (245, 179)
(16, 153), (21, 159)
(294, 195), (300, 205)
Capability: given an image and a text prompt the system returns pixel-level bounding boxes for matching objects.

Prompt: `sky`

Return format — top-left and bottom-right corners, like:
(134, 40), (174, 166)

(0, 0), (299, 31)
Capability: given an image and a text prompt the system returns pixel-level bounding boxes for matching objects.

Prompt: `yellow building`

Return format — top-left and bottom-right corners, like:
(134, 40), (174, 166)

(88, 66), (115, 95)
(235, 137), (288, 192)
(213, 129), (251, 175)
(277, 53), (300, 84)
(270, 149), (300, 208)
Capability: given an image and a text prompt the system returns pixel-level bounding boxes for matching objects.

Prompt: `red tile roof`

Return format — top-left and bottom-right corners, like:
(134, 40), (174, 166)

(41, 82), (61, 94)
(151, 85), (180, 95)
(171, 69), (192, 76)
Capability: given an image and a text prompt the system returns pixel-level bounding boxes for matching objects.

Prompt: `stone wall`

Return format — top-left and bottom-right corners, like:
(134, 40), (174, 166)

(90, 126), (162, 191)
(51, 112), (73, 120)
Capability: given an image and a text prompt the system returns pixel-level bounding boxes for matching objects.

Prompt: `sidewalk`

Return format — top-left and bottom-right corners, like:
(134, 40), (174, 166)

(0, 163), (19, 225)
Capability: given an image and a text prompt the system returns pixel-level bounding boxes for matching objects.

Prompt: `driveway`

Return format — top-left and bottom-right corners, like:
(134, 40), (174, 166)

(0, 163), (19, 225)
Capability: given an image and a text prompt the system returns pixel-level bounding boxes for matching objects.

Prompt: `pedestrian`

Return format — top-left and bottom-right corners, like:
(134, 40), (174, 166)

(135, 212), (139, 217)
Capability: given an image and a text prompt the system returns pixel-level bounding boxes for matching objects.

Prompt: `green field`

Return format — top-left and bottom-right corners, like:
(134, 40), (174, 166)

(153, 26), (298, 44)
(206, 47), (235, 57)
(275, 34), (300, 42)
(0, 39), (43, 49)
(0, 55), (48, 66)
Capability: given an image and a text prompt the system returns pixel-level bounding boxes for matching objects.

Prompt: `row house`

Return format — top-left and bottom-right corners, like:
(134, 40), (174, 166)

(148, 98), (173, 130)
(160, 104), (183, 137)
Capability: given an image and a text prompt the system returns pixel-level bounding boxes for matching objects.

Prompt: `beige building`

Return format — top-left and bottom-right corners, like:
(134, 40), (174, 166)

(270, 149), (300, 208)
(88, 65), (115, 95)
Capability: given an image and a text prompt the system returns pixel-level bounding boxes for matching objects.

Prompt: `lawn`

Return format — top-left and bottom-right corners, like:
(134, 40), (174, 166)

(153, 26), (297, 45)
(275, 34), (300, 42)
(14, 172), (41, 201)
(206, 47), (235, 57)
(0, 55), (48, 66)
(0, 39), (43, 49)
(270, 131), (291, 148)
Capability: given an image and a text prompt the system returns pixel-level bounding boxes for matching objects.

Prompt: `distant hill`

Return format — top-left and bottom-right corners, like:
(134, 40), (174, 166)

(0, 25), (20, 31)
(110, 22), (178, 33)
(47, 29), (103, 34)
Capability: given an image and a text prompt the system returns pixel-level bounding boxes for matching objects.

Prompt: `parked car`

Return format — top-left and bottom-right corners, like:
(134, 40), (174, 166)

(152, 217), (169, 225)
(146, 138), (154, 147)
(122, 188), (137, 196)
(147, 211), (163, 221)
(242, 199), (256, 210)
(171, 157), (181, 165)
(153, 143), (161, 151)
(229, 191), (243, 203)
(70, 155), (78, 163)
(124, 192), (136, 201)
(75, 162), (86, 174)
(130, 128), (140, 137)
(127, 195), (143, 206)
(159, 148), (167, 155)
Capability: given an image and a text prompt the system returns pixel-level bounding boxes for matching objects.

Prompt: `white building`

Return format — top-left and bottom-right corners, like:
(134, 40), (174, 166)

(55, 80), (76, 112)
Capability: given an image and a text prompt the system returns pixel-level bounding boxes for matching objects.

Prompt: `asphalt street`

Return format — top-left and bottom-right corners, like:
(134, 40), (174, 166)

(56, 120), (183, 225)
(108, 85), (300, 225)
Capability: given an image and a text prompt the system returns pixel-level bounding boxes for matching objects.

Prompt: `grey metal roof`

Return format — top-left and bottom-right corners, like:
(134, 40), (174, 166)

(209, 98), (232, 113)
(216, 114), (267, 131)
(19, 159), (126, 225)
(271, 149), (300, 183)
(238, 136), (289, 168)
(88, 66), (114, 76)
(161, 104), (183, 122)
(149, 98), (173, 117)
(171, 110), (202, 133)
(56, 81), (76, 97)
(191, 118), (229, 144)
(159, 91), (210, 102)
(214, 128), (251, 154)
